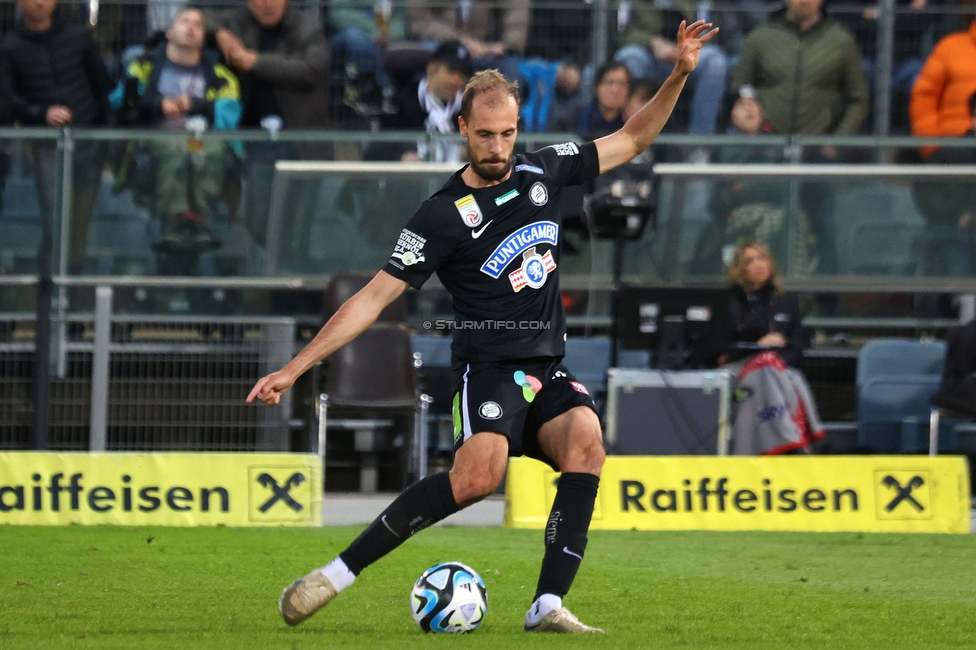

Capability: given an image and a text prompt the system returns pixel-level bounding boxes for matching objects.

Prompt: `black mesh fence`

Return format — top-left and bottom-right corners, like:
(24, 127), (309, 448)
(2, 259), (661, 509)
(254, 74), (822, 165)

(0, 0), (967, 132)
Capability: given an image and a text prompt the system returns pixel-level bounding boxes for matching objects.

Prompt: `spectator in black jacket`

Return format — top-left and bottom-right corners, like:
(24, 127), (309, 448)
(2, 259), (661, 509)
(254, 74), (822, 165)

(932, 317), (976, 419)
(0, 0), (112, 271)
(721, 241), (823, 455)
(210, 0), (329, 131)
(722, 241), (804, 368)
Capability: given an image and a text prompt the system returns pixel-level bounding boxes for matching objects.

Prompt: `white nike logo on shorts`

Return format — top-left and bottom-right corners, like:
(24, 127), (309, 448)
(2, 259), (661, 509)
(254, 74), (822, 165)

(471, 220), (493, 239)
(562, 546), (583, 560)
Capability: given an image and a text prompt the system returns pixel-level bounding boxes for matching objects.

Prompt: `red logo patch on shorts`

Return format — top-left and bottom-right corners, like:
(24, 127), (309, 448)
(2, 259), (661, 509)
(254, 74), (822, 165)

(569, 381), (589, 395)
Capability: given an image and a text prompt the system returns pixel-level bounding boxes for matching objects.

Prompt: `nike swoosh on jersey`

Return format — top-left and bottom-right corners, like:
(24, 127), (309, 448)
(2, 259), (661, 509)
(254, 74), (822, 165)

(471, 220), (494, 239)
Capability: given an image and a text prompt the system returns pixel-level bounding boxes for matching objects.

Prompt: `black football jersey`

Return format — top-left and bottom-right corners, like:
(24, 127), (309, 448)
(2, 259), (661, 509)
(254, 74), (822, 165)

(383, 141), (600, 364)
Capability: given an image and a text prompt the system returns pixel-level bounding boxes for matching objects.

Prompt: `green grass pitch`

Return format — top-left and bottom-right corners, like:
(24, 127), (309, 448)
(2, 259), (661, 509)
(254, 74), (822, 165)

(2, 525), (975, 649)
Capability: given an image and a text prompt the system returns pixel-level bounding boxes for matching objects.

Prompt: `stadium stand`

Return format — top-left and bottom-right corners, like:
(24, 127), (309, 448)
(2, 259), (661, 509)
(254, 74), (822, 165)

(1, 2), (975, 502)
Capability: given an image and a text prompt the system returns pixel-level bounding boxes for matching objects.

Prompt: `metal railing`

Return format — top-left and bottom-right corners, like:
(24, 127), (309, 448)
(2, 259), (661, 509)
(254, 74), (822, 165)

(0, 285), (295, 451)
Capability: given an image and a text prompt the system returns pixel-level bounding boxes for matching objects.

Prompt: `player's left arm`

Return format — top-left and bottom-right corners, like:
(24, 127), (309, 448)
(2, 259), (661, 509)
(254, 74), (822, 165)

(246, 270), (409, 406)
(594, 20), (717, 174)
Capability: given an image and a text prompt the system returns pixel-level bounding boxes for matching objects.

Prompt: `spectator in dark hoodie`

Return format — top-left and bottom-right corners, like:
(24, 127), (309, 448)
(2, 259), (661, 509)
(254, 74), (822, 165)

(0, 0), (112, 271)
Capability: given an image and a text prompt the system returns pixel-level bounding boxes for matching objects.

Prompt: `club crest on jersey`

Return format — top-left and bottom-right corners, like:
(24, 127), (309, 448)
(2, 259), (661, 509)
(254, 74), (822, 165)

(479, 221), (559, 278)
(509, 247), (557, 292)
(454, 194), (483, 227)
(529, 182), (548, 206)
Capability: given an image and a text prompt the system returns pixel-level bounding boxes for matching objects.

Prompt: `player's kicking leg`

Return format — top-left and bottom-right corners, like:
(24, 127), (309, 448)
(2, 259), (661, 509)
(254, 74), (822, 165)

(522, 405), (606, 634)
(278, 432), (508, 625)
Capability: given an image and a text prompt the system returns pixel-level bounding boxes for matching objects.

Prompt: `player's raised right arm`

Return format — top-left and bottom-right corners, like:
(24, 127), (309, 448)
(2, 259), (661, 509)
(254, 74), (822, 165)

(594, 20), (716, 173)
(246, 270), (410, 406)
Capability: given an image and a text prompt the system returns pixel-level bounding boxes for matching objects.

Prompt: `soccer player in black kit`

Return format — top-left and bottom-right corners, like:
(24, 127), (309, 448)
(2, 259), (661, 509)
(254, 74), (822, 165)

(248, 20), (716, 633)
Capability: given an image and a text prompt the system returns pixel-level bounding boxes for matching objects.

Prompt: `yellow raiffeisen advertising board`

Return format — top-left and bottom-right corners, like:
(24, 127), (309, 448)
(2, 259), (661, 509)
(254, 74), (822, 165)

(506, 456), (971, 534)
(0, 452), (322, 527)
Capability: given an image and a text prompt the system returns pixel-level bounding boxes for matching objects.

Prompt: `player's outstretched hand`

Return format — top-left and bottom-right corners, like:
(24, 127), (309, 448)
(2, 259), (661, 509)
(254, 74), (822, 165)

(674, 20), (718, 76)
(246, 370), (295, 406)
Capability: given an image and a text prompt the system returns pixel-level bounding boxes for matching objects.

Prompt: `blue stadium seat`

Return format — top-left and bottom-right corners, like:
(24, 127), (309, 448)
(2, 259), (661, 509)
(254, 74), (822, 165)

(563, 337), (611, 397)
(836, 185), (924, 276)
(0, 178), (43, 268)
(411, 334), (453, 368)
(1, 177), (42, 221)
(616, 348), (652, 369)
(85, 182), (153, 273)
(856, 339), (947, 452)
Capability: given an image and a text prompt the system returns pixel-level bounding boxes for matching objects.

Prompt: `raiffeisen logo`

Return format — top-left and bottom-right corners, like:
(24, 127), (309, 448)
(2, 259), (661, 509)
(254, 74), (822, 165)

(0, 473), (230, 514)
(507, 456), (970, 534)
(619, 477), (861, 513)
(0, 452), (322, 527)
(874, 469), (932, 520)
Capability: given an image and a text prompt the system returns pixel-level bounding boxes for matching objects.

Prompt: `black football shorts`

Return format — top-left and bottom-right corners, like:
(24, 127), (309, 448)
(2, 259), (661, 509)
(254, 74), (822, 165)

(450, 356), (598, 469)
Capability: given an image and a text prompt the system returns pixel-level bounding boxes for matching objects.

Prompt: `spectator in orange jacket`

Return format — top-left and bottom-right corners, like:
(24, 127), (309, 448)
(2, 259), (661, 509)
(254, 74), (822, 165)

(910, 19), (976, 154)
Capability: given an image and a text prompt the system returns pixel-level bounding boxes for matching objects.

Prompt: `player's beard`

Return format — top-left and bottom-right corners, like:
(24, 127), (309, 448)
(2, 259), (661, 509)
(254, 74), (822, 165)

(469, 154), (513, 183)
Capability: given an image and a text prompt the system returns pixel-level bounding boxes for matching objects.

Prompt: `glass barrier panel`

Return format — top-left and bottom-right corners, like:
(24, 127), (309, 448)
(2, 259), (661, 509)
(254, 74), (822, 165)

(3, 128), (975, 291)
(0, 135), (63, 275)
(651, 164), (976, 284)
(263, 161), (457, 276)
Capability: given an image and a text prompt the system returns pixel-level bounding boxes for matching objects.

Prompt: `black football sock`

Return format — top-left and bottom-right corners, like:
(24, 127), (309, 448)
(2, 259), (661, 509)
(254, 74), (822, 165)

(339, 472), (459, 575)
(533, 472), (600, 601)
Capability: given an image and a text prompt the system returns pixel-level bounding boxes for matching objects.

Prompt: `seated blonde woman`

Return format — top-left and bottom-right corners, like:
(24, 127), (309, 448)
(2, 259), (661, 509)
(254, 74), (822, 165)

(719, 242), (824, 454)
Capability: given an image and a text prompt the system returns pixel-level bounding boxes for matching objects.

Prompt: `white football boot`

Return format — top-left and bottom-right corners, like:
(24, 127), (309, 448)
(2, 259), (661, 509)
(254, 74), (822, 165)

(524, 605), (605, 633)
(278, 570), (339, 626)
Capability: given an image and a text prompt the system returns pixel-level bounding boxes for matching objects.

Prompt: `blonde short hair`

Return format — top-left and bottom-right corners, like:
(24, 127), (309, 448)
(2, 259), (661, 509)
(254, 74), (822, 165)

(460, 70), (520, 122)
